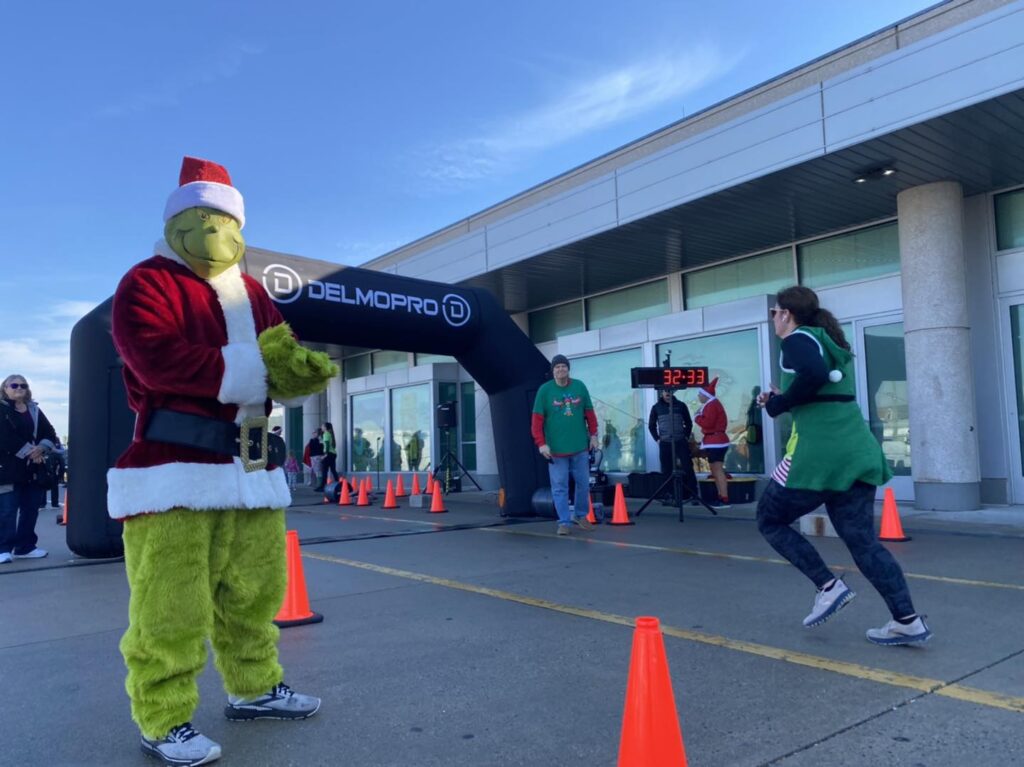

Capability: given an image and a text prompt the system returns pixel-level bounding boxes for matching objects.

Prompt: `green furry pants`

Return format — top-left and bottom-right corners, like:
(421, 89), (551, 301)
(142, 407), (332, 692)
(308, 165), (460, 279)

(120, 507), (286, 739)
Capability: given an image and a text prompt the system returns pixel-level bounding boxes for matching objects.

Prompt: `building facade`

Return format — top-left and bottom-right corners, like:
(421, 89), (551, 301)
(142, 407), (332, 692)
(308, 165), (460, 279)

(284, 0), (1024, 510)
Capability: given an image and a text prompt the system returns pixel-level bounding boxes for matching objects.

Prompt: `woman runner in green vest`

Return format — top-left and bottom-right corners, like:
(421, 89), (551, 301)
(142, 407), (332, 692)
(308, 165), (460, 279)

(756, 286), (930, 646)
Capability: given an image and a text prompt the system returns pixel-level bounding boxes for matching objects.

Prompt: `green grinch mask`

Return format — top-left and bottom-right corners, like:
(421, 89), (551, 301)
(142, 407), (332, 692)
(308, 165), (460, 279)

(165, 206), (245, 279)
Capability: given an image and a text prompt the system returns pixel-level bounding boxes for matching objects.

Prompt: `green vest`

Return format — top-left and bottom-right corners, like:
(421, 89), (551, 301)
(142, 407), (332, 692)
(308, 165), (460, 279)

(533, 378), (593, 455)
(778, 326), (892, 491)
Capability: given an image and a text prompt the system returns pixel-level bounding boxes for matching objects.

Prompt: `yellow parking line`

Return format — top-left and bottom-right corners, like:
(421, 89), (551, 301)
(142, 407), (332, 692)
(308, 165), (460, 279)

(480, 527), (1024, 592)
(303, 550), (1024, 714)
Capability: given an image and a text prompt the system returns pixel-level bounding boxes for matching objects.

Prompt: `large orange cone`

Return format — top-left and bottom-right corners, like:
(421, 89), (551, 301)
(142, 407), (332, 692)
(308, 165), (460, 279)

(878, 487), (910, 542)
(426, 473), (435, 495)
(586, 495), (598, 525)
(274, 530), (324, 628)
(356, 478), (371, 507)
(429, 484), (447, 513)
(337, 479), (352, 506)
(608, 483), (634, 526)
(395, 474), (407, 497)
(382, 479), (399, 509)
(410, 473), (422, 496)
(618, 616), (687, 766)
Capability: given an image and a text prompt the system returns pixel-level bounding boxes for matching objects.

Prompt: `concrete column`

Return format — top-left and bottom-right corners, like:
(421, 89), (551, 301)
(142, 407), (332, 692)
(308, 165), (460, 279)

(897, 181), (981, 510)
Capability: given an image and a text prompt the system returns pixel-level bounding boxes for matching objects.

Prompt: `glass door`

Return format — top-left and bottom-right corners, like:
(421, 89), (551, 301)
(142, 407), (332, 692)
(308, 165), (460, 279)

(1001, 298), (1024, 503)
(856, 318), (913, 501)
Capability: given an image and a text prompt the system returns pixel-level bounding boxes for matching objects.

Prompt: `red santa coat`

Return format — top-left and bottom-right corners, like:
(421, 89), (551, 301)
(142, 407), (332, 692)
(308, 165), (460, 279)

(694, 397), (730, 449)
(106, 241), (293, 520)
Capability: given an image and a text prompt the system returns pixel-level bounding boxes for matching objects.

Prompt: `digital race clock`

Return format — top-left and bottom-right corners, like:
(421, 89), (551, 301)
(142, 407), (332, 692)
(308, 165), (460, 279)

(630, 366), (709, 389)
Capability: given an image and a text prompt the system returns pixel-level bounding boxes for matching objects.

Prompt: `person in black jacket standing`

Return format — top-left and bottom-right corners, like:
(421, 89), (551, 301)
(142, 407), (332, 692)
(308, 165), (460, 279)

(648, 388), (698, 502)
(0, 374), (59, 562)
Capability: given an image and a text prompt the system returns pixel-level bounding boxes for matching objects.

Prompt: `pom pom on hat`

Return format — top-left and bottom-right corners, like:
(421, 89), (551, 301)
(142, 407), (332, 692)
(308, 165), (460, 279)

(164, 156), (245, 229)
(828, 370), (843, 383)
(698, 376), (719, 399)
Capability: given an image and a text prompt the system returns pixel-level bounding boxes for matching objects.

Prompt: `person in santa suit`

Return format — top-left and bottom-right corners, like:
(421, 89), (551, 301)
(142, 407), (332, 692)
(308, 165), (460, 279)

(109, 156), (338, 767)
(694, 376), (731, 508)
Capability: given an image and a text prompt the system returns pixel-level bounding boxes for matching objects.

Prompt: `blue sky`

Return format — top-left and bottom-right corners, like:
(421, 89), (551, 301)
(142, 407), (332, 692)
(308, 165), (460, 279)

(1, 0), (939, 438)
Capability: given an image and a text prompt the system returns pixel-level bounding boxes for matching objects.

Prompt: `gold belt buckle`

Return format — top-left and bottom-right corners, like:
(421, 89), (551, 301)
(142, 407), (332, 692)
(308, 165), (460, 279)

(239, 416), (269, 473)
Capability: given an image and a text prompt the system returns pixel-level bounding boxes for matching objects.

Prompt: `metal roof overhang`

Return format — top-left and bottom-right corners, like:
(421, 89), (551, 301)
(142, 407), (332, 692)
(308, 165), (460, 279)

(461, 88), (1024, 313)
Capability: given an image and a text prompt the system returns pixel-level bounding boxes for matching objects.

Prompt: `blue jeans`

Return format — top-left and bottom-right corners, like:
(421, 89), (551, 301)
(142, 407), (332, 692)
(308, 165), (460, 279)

(548, 451), (591, 526)
(0, 484), (44, 555)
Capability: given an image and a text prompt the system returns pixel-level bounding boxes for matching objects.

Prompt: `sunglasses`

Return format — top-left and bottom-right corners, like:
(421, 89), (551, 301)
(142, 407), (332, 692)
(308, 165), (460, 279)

(6, 383), (28, 389)
(769, 308), (786, 317)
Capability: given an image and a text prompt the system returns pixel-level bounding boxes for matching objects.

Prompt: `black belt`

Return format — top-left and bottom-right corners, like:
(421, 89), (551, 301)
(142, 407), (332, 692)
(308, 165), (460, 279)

(144, 409), (286, 472)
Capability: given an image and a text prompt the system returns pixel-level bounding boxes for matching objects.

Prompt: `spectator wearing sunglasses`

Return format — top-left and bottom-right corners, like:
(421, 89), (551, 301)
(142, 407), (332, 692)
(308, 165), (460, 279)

(0, 374), (59, 562)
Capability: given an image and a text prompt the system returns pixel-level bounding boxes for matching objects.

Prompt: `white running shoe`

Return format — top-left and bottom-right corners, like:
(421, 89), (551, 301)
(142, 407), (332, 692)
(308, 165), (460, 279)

(866, 616), (932, 646)
(0, 552), (12, 564)
(12, 548), (47, 559)
(141, 722), (221, 766)
(803, 578), (856, 627)
(225, 682), (321, 721)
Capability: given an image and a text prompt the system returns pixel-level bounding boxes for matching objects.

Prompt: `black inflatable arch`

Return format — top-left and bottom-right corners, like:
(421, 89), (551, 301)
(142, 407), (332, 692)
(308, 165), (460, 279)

(68, 249), (551, 558)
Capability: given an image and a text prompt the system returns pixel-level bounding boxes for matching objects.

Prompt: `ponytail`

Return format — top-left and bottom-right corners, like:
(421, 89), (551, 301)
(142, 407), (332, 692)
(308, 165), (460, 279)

(812, 308), (850, 351)
(776, 285), (851, 351)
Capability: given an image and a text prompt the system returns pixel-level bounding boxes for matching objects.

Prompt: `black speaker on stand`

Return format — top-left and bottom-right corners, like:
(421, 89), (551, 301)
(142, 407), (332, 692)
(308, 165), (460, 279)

(433, 400), (479, 494)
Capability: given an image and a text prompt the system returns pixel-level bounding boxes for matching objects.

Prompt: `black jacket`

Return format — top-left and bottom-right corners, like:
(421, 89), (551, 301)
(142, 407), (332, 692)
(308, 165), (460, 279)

(648, 395), (693, 443)
(0, 399), (59, 485)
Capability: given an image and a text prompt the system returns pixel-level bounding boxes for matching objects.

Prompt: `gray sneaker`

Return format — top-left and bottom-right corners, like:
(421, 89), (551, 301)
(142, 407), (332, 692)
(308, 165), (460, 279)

(572, 515), (594, 531)
(803, 578), (855, 627)
(141, 722), (221, 766)
(12, 547), (47, 559)
(556, 524), (570, 536)
(866, 616), (932, 646)
(225, 682), (321, 721)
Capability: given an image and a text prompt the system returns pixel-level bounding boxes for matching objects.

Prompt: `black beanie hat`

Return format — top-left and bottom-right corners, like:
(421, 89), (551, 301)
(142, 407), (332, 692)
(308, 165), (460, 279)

(550, 354), (570, 370)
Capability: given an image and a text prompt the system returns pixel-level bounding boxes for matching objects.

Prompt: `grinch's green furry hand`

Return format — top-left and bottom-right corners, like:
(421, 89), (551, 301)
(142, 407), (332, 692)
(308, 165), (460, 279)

(258, 323), (339, 400)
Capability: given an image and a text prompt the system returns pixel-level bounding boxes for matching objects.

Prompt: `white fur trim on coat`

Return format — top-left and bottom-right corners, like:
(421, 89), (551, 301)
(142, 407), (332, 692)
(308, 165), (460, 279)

(106, 461), (291, 520)
(219, 342), (269, 406)
(164, 181), (245, 229)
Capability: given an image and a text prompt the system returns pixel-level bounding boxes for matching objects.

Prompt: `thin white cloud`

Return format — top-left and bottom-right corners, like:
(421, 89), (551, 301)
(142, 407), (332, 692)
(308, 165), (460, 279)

(334, 237), (410, 265)
(0, 298), (101, 440)
(417, 44), (740, 189)
(94, 42), (265, 119)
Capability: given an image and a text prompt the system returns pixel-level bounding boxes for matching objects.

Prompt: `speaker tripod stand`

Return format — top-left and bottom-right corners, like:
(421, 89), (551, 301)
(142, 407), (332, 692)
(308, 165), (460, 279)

(432, 426), (482, 495)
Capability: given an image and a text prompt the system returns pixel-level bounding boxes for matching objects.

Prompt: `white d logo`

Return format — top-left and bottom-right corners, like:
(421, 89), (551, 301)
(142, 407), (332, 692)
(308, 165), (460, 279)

(442, 293), (471, 327)
(262, 264), (304, 304)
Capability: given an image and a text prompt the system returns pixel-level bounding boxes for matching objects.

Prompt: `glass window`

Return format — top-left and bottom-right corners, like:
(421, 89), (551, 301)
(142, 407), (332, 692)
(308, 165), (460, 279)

(568, 348), (646, 472)
(1010, 306), (1024, 478)
(864, 322), (910, 476)
(390, 384), (432, 473)
(437, 382), (459, 469)
(657, 329), (764, 474)
(995, 189), (1024, 251)
(684, 249), (793, 309)
(350, 391), (384, 473)
(529, 301), (583, 343)
(460, 381), (477, 471)
(343, 354), (370, 380)
(415, 353), (457, 365)
(587, 280), (670, 330)
(372, 350), (409, 373)
(798, 223), (899, 289)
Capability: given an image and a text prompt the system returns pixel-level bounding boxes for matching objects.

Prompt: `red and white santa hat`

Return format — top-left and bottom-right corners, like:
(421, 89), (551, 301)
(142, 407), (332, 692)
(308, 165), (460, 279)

(698, 376), (719, 399)
(163, 156), (245, 229)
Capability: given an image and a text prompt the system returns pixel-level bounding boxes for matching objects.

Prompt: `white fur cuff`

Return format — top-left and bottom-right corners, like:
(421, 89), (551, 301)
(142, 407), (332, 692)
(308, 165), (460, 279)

(219, 342), (268, 405)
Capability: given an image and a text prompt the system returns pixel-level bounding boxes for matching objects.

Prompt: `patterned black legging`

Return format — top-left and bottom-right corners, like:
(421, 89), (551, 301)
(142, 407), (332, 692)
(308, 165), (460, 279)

(756, 480), (915, 619)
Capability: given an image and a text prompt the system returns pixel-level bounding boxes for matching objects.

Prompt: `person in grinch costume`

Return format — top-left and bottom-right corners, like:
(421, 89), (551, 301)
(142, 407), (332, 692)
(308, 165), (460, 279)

(108, 156), (338, 766)
(756, 286), (931, 646)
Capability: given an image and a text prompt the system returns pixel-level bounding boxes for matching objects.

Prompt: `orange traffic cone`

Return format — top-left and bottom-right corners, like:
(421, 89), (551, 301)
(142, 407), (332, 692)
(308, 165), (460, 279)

(429, 484), (447, 513)
(395, 475), (407, 497)
(410, 473), (422, 496)
(337, 479), (352, 506)
(56, 492), (67, 526)
(356, 478), (371, 507)
(382, 479), (399, 509)
(366, 475), (374, 493)
(618, 616), (688, 767)
(608, 483), (634, 526)
(586, 495), (598, 525)
(878, 487), (910, 542)
(274, 530), (324, 628)
(426, 473), (435, 495)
